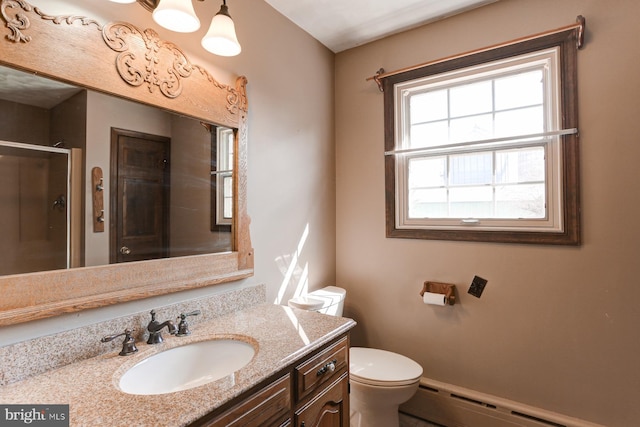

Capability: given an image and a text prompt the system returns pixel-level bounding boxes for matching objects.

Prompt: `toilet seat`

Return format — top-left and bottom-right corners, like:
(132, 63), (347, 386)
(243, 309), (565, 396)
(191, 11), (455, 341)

(350, 347), (423, 387)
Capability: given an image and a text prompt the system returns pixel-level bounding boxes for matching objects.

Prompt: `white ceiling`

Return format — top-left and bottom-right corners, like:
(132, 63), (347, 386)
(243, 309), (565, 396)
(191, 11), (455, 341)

(264, 0), (499, 53)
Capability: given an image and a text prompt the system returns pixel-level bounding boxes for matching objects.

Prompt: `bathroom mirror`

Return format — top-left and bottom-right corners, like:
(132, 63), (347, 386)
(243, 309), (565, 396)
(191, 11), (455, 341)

(0, 0), (253, 325)
(0, 66), (235, 274)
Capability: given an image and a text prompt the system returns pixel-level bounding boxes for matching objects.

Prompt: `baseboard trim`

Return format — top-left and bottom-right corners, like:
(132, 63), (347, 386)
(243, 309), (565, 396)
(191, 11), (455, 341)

(399, 377), (605, 427)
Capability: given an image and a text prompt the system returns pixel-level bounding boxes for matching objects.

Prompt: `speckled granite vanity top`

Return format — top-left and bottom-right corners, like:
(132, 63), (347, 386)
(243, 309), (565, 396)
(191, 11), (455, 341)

(1, 303), (356, 426)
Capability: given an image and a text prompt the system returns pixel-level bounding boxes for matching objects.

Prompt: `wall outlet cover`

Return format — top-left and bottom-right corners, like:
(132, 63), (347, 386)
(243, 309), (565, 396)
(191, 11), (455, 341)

(468, 276), (488, 298)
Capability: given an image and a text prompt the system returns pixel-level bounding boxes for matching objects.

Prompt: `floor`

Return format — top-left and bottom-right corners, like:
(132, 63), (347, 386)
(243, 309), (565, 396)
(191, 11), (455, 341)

(399, 413), (445, 427)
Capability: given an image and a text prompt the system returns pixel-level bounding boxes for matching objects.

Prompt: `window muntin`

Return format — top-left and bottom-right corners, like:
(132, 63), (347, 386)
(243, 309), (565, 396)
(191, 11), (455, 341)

(383, 29), (580, 244)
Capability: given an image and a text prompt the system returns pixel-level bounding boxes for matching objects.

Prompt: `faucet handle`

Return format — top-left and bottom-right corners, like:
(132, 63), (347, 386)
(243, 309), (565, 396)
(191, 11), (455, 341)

(176, 310), (201, 336)
(101, 328), (138, 356)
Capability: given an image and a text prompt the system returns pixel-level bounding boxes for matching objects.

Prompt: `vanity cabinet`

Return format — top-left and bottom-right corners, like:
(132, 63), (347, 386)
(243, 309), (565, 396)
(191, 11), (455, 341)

(293, 336), (350, 426)
(200, 374), (292, 426)
(294, 373), (349, 427)
(192, 334), (349, 427)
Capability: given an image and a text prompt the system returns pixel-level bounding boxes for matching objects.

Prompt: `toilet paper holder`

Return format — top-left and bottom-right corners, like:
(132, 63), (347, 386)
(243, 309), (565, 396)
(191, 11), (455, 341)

(420, 281), (456, 305)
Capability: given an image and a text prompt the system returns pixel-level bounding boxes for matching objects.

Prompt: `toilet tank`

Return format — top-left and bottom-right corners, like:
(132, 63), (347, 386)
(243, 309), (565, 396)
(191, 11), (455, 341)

(287, 286), (346, 316)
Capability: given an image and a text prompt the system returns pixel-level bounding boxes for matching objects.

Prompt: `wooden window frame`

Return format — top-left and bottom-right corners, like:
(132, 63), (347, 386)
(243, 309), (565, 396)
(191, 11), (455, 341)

(383, 29), (580, 245)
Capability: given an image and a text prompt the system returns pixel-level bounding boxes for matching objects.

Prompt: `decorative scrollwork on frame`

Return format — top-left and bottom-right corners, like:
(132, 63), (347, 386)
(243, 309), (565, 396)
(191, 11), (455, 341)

(1, 0), (33, 43)
(193, 65), (248, 114)
(34, 7), (102, 29)
(103, 22), (194, 99)
(231, 76), (248, 114)
(1, 0), (102, 44)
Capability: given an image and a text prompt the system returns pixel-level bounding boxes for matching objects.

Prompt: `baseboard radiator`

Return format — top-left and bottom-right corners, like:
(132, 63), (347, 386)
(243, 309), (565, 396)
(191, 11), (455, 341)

(399, 377), (605, 427)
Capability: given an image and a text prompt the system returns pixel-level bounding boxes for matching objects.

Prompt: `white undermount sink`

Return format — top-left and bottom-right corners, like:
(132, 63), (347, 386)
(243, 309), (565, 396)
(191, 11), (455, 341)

(119, 339), (256, 395)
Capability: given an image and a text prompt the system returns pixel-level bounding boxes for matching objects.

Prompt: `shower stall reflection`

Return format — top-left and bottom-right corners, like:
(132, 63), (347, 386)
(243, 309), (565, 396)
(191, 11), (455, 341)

(0, 141), (81, 275)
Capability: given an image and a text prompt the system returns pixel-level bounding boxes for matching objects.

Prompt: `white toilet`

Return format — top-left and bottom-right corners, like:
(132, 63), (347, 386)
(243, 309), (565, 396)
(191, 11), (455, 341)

(288, 286), (423, 427)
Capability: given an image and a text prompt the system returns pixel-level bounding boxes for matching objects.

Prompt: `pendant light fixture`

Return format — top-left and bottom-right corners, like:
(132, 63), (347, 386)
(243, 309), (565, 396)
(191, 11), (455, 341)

(108, 0), (242, 56)
(152, 0), (200, 33)
(201, 0), (241, 56)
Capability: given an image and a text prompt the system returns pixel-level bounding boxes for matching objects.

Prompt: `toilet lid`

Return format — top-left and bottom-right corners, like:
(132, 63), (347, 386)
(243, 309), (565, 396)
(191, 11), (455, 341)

(287, 296), (325, 311)
(350, 347), (423, 386)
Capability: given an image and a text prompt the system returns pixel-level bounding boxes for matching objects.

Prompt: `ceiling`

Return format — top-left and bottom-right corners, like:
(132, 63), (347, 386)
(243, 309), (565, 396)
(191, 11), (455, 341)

(0, 0), (500, 109)
(264, 0), (499, 53)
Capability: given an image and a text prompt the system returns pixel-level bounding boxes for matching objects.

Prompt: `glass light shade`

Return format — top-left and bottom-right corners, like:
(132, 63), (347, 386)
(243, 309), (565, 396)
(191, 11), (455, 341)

(201, 13), (241, 56)
(152, 0), (200, 33)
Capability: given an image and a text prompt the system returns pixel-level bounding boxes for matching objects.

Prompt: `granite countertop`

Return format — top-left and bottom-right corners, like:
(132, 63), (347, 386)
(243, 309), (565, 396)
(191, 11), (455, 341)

(1, 303), (356, 426)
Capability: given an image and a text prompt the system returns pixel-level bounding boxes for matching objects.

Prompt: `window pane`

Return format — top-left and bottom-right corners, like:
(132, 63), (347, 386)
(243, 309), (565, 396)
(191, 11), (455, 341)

(410, 121), (449, 148)
(409, 157), (446, 188)
(449, 152), (492, 186)
(410, 89), (448, 123)
(223, 175), (233, 219)
(495, 183), (545, 218)
(495, 147), (545, 184)
(449, 186), (493, 217)
(495, 70), (543, 110)
(409, 188), (447, 218)
(494, 106), (544, 137)
(450, 80), (492, 118)
(449, 114), (493, 142)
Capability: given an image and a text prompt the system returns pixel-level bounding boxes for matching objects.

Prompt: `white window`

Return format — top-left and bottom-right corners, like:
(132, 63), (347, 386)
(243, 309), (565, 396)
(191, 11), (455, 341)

(383, 30), (580, 244)
(215, 126), (234, 225)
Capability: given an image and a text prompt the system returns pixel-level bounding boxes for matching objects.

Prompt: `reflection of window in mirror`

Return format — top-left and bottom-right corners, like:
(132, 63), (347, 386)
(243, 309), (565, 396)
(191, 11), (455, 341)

(211, 126), (234, 231)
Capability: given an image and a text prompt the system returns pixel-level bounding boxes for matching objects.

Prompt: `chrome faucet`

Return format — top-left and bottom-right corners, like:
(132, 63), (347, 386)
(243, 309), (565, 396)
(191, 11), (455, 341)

(146, 310), (178, 344)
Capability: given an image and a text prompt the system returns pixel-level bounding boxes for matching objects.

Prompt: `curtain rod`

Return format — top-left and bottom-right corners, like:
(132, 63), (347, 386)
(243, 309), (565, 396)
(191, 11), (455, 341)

(367, 15), (585, 91)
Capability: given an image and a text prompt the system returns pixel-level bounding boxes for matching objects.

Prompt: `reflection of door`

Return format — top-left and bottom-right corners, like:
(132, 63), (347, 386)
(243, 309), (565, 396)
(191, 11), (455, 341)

(110, 128), (169, 263)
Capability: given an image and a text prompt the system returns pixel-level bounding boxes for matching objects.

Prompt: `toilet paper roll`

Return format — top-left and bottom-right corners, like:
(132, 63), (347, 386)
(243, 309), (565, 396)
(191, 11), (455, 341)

(422, 291), (447, 306)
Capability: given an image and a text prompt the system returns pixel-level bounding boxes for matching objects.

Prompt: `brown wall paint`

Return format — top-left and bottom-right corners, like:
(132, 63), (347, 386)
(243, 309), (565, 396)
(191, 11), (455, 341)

(336, 1), (640, 426)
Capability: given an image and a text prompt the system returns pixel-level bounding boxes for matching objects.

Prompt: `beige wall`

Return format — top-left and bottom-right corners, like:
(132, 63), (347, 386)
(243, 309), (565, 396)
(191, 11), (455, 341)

(336, 1), (640, 426)
(0, 99), (49, 145)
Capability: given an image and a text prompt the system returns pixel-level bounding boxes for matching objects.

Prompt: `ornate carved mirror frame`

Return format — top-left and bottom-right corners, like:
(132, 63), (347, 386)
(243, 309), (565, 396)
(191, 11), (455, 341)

(0, 0), (253, 325)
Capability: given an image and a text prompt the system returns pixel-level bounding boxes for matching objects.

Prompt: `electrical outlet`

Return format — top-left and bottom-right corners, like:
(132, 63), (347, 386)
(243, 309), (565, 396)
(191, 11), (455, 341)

(468, 276), (488, 298)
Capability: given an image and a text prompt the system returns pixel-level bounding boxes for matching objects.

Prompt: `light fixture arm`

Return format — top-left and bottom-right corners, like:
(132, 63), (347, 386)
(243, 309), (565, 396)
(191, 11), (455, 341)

(136, 0), (157, 12)
(136, 0), (206, 12)
(217, 1), (231, 18)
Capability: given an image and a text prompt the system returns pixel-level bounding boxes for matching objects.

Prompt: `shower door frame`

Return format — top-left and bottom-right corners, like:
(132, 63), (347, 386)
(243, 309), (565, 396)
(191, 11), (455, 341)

(0, 139), (79, 273)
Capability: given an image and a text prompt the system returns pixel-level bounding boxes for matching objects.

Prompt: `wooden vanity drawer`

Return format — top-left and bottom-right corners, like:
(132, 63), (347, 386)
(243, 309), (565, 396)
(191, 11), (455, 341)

(203, 374), (291, 427)
(295, 336), (348, 402)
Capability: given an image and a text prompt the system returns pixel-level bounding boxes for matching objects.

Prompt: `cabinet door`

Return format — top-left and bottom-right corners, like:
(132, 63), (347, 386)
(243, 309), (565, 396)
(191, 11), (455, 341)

(294, 372), (349, 427)
(200, 374), (291, 427)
